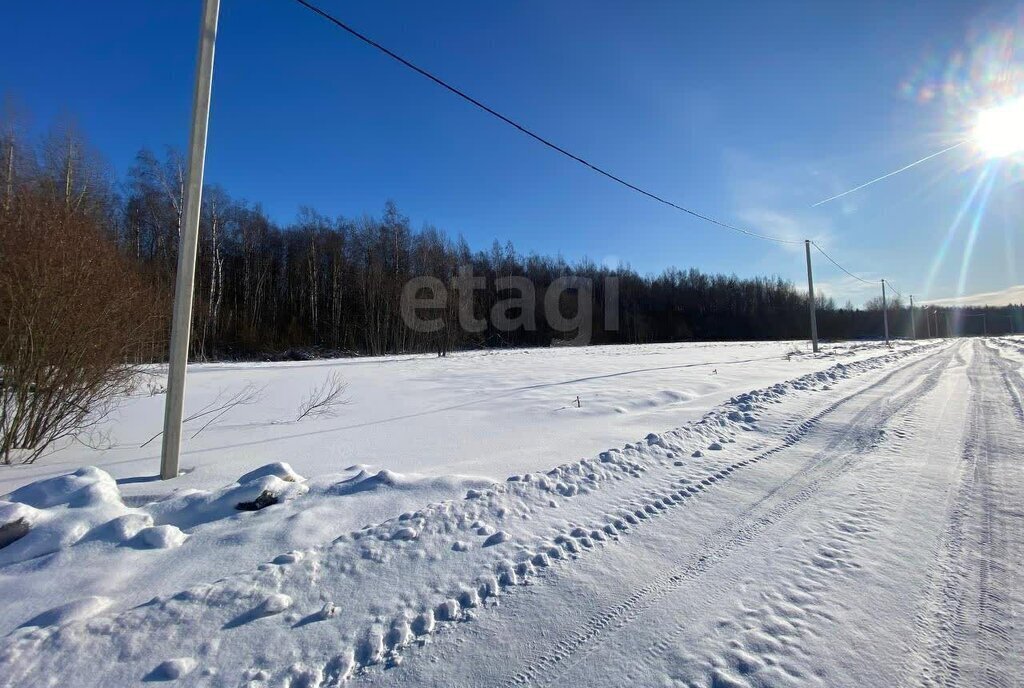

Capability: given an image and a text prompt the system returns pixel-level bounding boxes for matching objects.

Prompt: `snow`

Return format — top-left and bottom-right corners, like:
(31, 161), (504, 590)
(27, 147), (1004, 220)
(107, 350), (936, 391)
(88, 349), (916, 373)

(2, 337), (1020, 687)
(147, 657), (198, 681)
(0, 467), (186, 567)
(17, 596), (112, 630)
(0, 340), (915, 500)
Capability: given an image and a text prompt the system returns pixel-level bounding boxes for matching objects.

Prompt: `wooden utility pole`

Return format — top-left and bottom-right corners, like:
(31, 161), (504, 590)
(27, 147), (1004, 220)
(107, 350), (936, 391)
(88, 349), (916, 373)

(881, 280), (890, 345)
(161, 0), (221, 480)
(909, 295), (916, 339)
(804, 240), (819, 353)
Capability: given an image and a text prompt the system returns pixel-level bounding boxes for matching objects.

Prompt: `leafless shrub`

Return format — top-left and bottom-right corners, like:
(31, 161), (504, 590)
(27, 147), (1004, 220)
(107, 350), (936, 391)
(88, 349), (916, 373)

(74, 427), (115, 452)
(139, 383), (265, 447)
(0, 190), (166, 464)
(783, 343), (805, 361)
(296, 372), (348, 422)
(188, 383), (264, 439)
(124, 371), (167, 398)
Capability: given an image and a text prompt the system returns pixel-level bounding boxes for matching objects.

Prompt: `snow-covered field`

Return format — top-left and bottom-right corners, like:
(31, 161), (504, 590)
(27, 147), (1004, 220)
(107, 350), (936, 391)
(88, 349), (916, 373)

(1, 337), (1022, 687)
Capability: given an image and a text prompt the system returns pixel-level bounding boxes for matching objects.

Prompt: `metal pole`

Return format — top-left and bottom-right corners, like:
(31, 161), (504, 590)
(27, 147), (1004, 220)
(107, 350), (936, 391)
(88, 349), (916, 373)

(160, 0), (220, 480)
(881, 279), (890, 345)
(909, 294), (916, 339)
(804, 240), (819, 353)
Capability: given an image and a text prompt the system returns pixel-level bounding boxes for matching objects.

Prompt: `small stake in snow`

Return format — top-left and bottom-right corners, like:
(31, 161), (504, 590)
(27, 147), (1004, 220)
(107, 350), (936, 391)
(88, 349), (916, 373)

(575, 395), (581, 408)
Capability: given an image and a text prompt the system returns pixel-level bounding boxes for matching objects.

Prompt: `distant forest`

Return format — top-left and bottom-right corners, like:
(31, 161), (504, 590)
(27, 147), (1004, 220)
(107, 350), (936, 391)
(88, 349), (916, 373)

(2, 118), (1021, 361)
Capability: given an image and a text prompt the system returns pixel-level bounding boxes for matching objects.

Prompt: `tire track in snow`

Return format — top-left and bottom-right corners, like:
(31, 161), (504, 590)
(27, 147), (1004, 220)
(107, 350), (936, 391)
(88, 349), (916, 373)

(640, 349), (956, 688)
(557, 349), (951, 580)
(502, 345), (955, 688)
(992, 342), (1024, 426)
(907, 342), (1023, 688)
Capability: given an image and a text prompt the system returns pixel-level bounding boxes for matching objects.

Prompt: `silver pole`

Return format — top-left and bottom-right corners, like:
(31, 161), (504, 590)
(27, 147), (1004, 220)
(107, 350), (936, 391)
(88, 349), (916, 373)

(909, 294), (916, 339)
(160, 0), (220, 480)
(804, 240), (819, 353)
(881, 279), (890, 345)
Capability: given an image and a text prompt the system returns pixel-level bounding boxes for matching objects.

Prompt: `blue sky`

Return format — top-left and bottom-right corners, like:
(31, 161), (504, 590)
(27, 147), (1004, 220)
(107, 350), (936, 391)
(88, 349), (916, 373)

(3, 0), (1023, 305)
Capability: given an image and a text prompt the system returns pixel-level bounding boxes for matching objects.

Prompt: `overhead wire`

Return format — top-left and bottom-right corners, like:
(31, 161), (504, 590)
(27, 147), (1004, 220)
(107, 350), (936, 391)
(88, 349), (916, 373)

(290, 0), (804, 246)
(290, 0), (922, 300)
(810, 241), (875, 285)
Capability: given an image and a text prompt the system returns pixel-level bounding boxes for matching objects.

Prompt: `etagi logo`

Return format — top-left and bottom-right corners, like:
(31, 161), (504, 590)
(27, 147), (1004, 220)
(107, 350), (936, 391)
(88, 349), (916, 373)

(400, 267), (619, 346)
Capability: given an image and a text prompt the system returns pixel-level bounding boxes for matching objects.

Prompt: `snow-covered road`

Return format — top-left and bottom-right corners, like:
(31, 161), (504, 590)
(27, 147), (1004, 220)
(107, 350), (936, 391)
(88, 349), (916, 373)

(380, 339), (1024, 688)
(2, 338), (1022, 687)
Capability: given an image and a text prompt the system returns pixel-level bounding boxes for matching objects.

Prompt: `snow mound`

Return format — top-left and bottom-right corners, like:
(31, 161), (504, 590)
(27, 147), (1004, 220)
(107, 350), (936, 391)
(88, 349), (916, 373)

(83, 512), (154, 544)
(19, 596), (111, 629)
(237, 461), (304, 485)
(0, 462), (310, 567)
(129, 524), (188, 550)
(146, 468), (309, 530)
(329, 468), (493, 497)
(0, 467), (136, 566)
(6, 466), (117, 509)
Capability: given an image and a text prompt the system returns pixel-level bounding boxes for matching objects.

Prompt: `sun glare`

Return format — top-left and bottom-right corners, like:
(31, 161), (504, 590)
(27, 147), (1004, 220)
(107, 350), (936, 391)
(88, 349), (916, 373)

(973, 97), (1024, 158)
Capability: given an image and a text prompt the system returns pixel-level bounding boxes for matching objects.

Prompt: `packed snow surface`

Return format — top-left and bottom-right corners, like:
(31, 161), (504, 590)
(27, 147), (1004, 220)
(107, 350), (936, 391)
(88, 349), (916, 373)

(1, 337), (1022, 686)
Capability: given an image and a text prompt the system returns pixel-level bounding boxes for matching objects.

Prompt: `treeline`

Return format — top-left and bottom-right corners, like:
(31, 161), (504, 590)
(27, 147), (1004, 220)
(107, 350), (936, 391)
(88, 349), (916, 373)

(2, 118), (1021, 361)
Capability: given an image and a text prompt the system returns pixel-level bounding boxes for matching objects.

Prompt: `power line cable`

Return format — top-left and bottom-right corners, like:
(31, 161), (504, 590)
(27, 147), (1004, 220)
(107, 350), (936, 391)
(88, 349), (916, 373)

(810, 241), (874, 285)
(291, 0), (917, 298)
(290, 0), (804, 246)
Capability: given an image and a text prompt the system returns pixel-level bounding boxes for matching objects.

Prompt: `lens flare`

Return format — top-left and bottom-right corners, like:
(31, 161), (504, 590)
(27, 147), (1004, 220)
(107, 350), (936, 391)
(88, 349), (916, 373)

(956, 163), (999, 298)
(901, 7), (1024, 164)
(973, 97), (1024, 157)
(923, 163), (992, 298)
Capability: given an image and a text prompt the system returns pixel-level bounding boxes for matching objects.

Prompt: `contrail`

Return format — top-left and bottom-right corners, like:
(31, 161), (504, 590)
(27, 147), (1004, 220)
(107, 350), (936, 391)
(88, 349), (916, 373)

(812, 140), (966, 207)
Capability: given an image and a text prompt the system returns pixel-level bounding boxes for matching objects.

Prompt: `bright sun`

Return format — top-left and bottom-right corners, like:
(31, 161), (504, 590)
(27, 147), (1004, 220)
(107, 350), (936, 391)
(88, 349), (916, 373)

(973, 97), (1024, 158)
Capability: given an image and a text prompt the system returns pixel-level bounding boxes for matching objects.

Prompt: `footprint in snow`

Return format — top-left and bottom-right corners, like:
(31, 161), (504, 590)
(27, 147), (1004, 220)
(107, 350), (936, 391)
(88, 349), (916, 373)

(222, 593), (292, 629)
(482, 531), (510, 547)
(144, 657), (197, 682)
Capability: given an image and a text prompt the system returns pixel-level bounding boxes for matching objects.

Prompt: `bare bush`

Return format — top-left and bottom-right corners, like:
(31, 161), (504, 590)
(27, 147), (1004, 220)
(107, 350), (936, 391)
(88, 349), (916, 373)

(187, 383), (264, 439)
(296, 372), (348, 421)
(139, 383), (264, 447)
(0, 190), (166, 464)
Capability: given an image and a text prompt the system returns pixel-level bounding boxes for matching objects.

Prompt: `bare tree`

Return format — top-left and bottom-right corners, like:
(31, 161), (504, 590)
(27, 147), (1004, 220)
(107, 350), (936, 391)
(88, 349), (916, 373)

(139, 383), (264, 447)
(186, 384), (264, 439)
(196, 185), (229, 358)
(296, 372), (348, 421)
